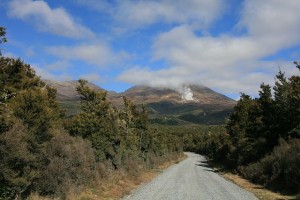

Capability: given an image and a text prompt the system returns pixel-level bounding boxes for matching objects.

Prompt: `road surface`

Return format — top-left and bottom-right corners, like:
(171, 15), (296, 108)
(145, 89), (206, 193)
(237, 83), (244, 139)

(122, 152), (258, 200)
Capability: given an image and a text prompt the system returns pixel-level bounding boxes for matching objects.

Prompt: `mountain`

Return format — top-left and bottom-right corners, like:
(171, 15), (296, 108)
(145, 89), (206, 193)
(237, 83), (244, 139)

(120, 85), (235, 125)
(44, 80), (118, 101)
(44, 80), (119, 116)
(44, 80), (236, 125)
(121, 85), (234, 105)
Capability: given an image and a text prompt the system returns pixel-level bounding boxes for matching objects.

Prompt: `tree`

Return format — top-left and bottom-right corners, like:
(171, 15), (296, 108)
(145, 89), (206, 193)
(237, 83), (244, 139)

(286, 62), (300, 138)
(226, 93), (253, 143)
(258, 83), (273, 128)
(0, 57), (61, 142)
(273, 65), (300, 139)
(67, 80), (119, 163)
(0, 26), (7, 56)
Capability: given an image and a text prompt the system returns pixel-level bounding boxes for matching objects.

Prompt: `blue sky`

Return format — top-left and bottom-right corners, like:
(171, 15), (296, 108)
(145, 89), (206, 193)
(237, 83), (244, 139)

(1, 0), (300, 99)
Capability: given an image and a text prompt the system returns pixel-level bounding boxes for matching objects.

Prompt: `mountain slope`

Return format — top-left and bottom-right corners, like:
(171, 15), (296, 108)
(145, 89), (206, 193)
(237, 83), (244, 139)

(44, 80), (119, 115)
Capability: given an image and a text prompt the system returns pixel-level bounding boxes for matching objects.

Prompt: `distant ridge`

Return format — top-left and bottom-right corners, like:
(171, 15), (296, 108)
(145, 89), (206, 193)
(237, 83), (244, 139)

(44, 80), (118, 101)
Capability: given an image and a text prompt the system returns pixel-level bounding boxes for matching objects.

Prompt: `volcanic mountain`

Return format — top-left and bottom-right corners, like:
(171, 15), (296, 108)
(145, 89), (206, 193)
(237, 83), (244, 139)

(44, 80), (236, 125)
(120, 85), (234, 105)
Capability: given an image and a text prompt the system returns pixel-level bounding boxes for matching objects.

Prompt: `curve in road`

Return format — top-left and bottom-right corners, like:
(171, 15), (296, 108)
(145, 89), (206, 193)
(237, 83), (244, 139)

(122, 152), (258, 200)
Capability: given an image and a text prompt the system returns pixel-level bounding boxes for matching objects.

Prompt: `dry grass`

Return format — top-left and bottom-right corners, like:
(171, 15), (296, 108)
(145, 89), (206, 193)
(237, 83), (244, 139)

(220, 172), (297, 200)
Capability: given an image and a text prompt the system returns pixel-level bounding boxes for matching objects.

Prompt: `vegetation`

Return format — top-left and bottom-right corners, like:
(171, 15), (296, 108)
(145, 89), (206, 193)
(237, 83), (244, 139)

(146, 101), (233, 125)
(1, 25), (300, 198)
(178, 108), (233, 125)
(0, 28), (182, 199)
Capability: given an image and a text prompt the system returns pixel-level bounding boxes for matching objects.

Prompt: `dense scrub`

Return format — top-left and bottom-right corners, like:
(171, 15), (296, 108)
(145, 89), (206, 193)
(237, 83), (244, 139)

(240, 139), (300, 193)
(0, 56), (182, 199)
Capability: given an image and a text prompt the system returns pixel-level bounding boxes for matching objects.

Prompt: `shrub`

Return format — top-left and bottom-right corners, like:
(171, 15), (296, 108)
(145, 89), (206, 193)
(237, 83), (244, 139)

(0, 121), (38, 199)
(36, 131), (97, 199)
(241, 139), (300, 193)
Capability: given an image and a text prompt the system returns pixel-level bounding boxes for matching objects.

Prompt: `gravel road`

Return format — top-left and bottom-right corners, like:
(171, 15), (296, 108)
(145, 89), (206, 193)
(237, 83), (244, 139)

(122, 152), (258, 200)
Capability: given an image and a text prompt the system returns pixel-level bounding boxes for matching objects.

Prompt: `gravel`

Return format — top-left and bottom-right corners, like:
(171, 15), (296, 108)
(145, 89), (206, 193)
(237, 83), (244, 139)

(122, 152), (258, 200)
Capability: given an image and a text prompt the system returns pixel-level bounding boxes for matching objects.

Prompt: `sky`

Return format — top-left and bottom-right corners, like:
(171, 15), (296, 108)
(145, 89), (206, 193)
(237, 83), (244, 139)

(1, 0), (300, 99)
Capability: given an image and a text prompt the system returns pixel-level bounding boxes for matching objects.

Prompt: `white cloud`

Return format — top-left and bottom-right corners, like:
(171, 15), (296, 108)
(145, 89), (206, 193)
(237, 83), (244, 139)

(46, 61), (71, 71)
(80, 73), (103, 83)
(34, 66), (72, 81)
(34, 63), (106, 83)
(46, 43), (123, 67)
(118, 66), (197, 89)
(74, 0), (111, 12)
(2, 52), (18, 59)
(119, 0), (300, 97)
(74, 0), (223, 29)
(115, 0), (223, 28)
(239, 0), (300, 48)
(8, 0), (94, 39)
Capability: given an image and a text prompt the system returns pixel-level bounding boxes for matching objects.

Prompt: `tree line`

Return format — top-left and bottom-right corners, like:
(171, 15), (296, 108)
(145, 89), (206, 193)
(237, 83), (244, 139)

(0, 27), (182, 199)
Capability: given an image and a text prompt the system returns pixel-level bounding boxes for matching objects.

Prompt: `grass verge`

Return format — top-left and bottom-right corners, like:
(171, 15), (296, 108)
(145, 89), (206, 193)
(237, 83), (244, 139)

(222, 172), (296, 200)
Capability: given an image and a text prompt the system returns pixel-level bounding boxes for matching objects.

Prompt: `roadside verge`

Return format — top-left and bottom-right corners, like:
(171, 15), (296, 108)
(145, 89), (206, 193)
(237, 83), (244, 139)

(208, 161), (297, 200)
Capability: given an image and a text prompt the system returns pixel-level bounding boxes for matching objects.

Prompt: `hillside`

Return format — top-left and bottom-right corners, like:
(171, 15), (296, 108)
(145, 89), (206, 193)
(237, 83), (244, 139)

(44, 80), (236, 124)
(44, 80), (119, 116)
(45, 80), (119, 101)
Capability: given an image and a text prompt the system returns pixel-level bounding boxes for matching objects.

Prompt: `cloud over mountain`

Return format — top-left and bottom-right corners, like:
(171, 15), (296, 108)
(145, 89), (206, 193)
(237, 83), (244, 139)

(119, 0), (300, 96)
